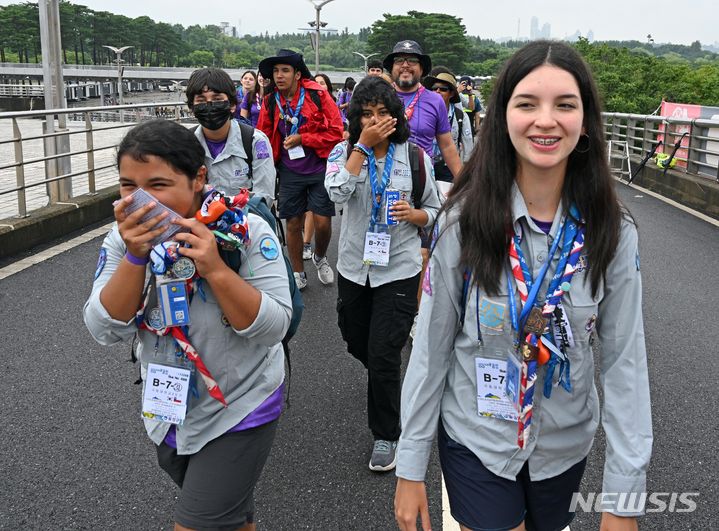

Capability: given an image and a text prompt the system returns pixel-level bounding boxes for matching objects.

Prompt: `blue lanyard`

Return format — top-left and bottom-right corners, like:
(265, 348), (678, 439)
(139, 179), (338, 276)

(509, 212), (581, 334)
(275, 88), (305, 136)
(367, 143), (396, 231)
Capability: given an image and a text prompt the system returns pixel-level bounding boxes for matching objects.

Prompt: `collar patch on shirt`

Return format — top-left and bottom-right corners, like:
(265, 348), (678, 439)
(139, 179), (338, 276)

(235, 167), (250, 177)
(328, 144), (344, 162)
(478, 297), (506, 331)
(255, 140), (270, 159)
(259, 236), (279, 261)
(94, 247), (107, 280)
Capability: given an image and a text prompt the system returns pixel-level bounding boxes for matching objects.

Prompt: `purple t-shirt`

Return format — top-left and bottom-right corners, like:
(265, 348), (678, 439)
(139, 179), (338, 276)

(241, 93), (262, 127)
(337, 90), (352, 122)
(278, 114), (327, 176)
(397, 88), (451, 156)
(162, 383), (284, 449)
(205, 138), (227, 160)
(531, 217), (553, 235)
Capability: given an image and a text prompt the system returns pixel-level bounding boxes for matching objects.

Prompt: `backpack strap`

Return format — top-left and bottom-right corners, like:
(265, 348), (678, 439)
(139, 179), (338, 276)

(459, 268), (472, 328)
(237, 120), (255, 180)
(454, 105), (464, 148)
(409, 142), (426, 209)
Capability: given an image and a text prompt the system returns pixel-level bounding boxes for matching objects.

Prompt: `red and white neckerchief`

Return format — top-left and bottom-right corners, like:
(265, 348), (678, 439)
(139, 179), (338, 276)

(403, 86), (425, 121)
(137, 278), (228, 407)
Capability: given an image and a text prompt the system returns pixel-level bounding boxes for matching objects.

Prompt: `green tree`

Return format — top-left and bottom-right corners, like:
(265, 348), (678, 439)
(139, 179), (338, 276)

(367, 11), (471, 73)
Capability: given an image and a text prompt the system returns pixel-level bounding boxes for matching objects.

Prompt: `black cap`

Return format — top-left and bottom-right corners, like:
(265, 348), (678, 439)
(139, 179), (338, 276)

(383, 40), (432, 76)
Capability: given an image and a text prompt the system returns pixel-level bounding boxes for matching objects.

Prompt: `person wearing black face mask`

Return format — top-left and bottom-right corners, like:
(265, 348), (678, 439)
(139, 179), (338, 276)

(186, 67), (276, 208)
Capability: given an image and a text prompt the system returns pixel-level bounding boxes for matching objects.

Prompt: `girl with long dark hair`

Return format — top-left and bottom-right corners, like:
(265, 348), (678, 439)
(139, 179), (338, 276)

(395, 41), (652, 531)
(325, 77), (441, 473)
(239, 70), (263, 127)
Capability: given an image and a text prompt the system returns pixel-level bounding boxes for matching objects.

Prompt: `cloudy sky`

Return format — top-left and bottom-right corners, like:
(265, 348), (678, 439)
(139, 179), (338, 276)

(5, 0), (718, 46)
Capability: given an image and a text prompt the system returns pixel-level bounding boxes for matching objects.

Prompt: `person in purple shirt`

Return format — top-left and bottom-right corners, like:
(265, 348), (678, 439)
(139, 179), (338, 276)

(240, 70), (264, 127)
(337, 76), (356, 125)
(383, 40), (462, 178)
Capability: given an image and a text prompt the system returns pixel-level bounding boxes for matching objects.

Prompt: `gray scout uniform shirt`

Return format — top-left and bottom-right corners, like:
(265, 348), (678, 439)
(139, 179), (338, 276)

(195, 120), (276, 207)
(397, 185), (652, 516)
(325, 141), (441, 287)
(449, 103), (474, 163)
(83, 214), (292, 455)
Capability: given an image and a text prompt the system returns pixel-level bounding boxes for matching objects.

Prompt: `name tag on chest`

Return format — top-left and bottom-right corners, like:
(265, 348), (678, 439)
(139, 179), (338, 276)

(142, 363), (191, 425)
(363, 231), (391, 266)
(288, 145), (306, 160)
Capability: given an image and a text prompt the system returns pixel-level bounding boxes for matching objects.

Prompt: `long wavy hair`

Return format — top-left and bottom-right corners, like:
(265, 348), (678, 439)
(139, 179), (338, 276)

(442, 40), (623, 296)
(347, 77), (410, 146)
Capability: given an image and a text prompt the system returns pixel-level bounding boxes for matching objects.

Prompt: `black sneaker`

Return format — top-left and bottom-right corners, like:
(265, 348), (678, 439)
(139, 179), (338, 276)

(368, 439), (398, 472)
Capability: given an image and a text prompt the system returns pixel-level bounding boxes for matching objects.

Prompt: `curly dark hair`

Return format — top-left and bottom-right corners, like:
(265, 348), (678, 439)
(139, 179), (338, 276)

(347, 77), (410, 146)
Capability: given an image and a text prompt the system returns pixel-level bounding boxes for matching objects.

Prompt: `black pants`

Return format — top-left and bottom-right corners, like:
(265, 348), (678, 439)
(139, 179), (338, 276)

(336, 273), (420, 441)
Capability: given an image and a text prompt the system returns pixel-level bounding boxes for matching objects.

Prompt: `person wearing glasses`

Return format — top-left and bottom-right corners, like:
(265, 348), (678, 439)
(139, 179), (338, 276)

(422, 67), (474, 183)
(186, 68), (276, 207)
(382, 41), (462, 180)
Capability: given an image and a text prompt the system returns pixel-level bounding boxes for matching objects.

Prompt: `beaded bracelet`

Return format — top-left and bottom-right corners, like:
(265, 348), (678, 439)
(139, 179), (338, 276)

(354, 143), (371, 157)
(125, 251), (149, 266)
(352, 147), (369, 158)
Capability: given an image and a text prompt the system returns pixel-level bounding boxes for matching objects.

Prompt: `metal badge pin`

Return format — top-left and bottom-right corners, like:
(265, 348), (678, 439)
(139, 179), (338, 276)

(172, 257), (196, 280)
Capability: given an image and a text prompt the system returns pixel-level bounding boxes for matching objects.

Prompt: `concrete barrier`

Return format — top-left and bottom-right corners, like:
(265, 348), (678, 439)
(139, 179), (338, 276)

(623, 159), (719, 219)
(0, 186), (118, 259)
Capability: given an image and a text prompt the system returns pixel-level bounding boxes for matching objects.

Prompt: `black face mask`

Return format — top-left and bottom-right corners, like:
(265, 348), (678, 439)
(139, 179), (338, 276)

(193, 100), (232, 130)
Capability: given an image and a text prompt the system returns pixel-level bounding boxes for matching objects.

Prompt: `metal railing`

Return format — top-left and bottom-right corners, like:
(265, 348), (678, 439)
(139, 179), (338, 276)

(1, 104), (718, 222)
(0, 102), (191, 219)
(603, 112), (719, 181)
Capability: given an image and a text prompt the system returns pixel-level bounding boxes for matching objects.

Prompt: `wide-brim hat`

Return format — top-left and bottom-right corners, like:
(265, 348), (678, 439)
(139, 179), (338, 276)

(383, 40), (432, 77)
(258, 49), (312, 80)
(422, 72), (460, 104)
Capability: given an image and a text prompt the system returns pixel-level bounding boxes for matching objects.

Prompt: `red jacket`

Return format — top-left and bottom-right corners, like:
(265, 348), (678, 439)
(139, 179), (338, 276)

(257, 78), (344, 164)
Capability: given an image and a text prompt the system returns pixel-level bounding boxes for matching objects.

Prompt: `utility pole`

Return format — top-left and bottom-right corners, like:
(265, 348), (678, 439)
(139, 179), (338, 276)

(308, 0), (336, 75)
(38, 0), (71, 203)
(352, 51), (378, 75)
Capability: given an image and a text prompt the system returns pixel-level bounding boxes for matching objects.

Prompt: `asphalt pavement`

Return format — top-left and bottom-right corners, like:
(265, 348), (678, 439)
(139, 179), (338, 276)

(0, 183), (716, 530)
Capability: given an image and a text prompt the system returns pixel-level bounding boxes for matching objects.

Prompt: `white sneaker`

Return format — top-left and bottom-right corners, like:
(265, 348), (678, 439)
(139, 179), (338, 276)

(302, 243), (312, 261)
(312, 254), (334, 285)
(293, 272), (307, 291)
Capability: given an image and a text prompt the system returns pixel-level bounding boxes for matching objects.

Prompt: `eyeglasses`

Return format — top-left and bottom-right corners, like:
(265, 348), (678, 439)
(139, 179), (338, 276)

(431, 85), (451, 93)
(393, 57), (421, 66)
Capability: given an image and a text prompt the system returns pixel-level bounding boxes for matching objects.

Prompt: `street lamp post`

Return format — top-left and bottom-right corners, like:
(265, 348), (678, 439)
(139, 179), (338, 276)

(352, 51), (378, 75)
(102, 45), (133, 121)
(308, 0), (336, 75)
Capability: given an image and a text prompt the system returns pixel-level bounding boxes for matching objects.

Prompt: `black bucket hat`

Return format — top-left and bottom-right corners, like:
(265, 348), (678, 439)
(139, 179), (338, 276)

(258, 49), (313, 80)
(383, 40), (432, 77)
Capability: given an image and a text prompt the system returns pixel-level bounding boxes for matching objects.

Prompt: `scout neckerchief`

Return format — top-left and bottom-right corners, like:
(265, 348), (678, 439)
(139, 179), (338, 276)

(275, 87), (305, 136)
(506, 204), (585, 448)
(255, 93), (262, 112)
(135, 188), (253, 408)
(403, 86), (425, 122)
(367, 143), (396, 231)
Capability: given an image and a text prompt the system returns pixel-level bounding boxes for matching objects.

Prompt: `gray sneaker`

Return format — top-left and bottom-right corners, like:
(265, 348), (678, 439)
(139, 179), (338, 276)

(369, 439), (398, 472)
(302, 243), (313, 260)
(312, 254), (334, 285)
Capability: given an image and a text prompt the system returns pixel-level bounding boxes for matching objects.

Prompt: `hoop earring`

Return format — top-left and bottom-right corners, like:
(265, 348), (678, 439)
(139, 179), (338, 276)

(574, 133), (590, 154)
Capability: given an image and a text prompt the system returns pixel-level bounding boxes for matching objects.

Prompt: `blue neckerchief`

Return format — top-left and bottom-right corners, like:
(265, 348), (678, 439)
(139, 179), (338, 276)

(275, 88), (305, 136)
(367, 143), (396, 231)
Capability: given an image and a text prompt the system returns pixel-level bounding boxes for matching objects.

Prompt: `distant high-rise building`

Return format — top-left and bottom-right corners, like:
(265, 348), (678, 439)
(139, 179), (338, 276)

(541, 23), (551, 39)
(530, 16), (539, 40)
(587, 30), (595, 42)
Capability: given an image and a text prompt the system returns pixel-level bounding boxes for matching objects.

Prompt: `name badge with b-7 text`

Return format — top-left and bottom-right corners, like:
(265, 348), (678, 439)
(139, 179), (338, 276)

(363, 231), (391, 266)
(142, 363), (191, 425)
(476, 356), (518, 422)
